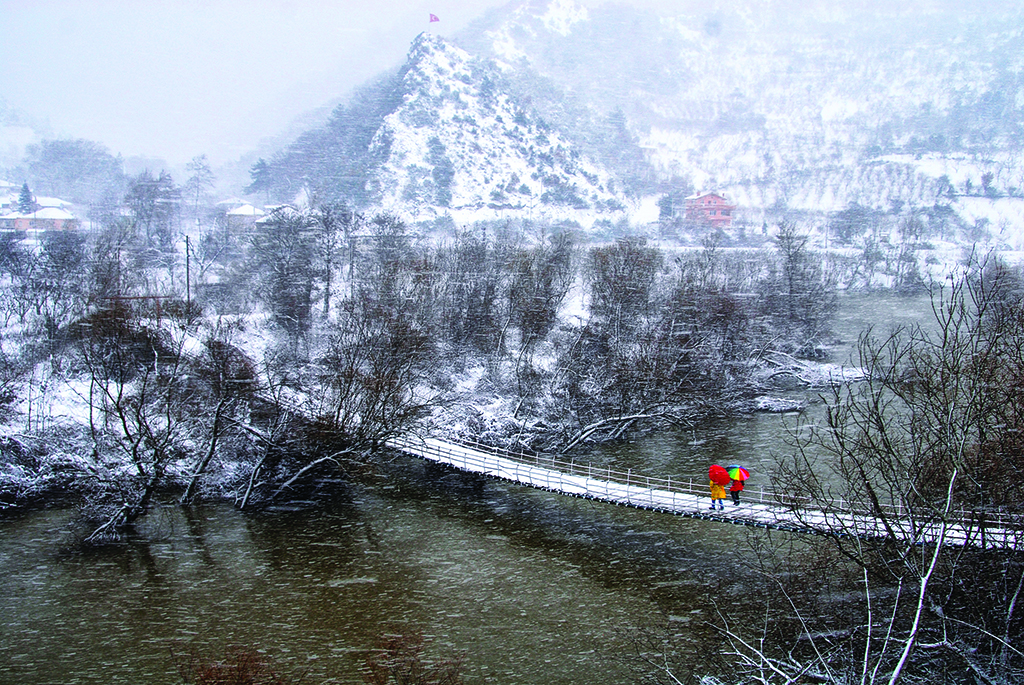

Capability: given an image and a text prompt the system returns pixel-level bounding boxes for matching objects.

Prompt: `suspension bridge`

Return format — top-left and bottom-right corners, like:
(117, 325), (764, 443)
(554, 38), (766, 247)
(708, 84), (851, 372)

(386, 434), (1022, 550)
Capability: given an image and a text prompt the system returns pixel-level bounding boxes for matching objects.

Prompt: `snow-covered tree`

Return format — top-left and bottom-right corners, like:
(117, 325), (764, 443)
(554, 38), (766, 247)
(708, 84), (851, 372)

(183, 154), (215, 224)
(18, 182), (34, 213)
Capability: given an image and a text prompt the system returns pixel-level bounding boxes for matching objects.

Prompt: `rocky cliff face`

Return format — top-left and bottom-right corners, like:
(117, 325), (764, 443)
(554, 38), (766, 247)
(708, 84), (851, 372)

(366, 32), (626, 224)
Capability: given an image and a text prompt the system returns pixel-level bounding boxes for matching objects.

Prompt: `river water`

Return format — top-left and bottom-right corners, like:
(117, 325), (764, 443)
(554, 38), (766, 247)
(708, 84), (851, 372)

(0, 293), (933, 685)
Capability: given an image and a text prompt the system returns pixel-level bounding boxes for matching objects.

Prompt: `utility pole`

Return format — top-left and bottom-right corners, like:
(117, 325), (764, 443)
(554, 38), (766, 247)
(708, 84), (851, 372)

(185, 235), (191, 310)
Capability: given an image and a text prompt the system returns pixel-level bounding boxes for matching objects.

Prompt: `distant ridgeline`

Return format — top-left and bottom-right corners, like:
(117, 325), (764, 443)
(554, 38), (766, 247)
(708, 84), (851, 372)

(258, 0), (1024, 230)
(454, 0), (1024, 218)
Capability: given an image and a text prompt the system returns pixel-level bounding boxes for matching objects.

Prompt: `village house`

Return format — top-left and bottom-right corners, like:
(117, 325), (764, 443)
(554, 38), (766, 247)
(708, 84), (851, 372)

(225, 203), (265, 230)
(253, 204), (304, 228)
(684, 191), (736, 229)
(0, 207), (81, 232)
(0, 184), (81, 232)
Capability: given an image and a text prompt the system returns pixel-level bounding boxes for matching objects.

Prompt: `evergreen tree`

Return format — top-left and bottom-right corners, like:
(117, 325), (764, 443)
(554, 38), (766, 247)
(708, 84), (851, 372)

(18, 182), (34, 213)
(245, 158), (272, 203)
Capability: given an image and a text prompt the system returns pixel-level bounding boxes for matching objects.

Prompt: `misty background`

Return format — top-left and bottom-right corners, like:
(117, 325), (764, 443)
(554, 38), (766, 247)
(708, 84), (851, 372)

(0, 0), (507, 172)
(2, 3), (1024, 684)
(5, 0), (1023, 225)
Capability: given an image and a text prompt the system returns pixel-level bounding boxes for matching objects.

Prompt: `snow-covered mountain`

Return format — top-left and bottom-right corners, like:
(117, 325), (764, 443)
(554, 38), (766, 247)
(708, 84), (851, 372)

(261, 0), (1024, 241)
(266, 32), (633, 228)
(368, 33), (627, 223)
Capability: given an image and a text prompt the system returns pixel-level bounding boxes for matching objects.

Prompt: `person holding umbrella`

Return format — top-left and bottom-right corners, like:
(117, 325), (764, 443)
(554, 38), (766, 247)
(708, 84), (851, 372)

(709, 464), (730, 510)
(727, 464), (750, 505)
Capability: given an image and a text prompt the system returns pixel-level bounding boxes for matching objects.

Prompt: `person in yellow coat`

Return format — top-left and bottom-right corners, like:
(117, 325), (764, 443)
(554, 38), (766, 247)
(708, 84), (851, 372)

(709, 479), (727, 510)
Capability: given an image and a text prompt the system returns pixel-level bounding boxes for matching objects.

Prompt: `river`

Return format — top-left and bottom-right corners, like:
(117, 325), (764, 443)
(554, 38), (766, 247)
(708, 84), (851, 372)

(0, 292), (934, 684)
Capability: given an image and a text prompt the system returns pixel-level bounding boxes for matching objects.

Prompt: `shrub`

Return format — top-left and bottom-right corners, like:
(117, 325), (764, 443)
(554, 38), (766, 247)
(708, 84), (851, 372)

(174, 645), (290, 685)
(363, 632), (465, 685)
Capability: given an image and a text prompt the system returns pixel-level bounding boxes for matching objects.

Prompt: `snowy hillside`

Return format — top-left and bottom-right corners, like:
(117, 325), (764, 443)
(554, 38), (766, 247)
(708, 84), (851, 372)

(249, 0), (1024, 246)
(369, 33), (627, 224)
(0, 99), (46, 169)
(457, 0), (1024, 222)
(262, 31), (633, 230)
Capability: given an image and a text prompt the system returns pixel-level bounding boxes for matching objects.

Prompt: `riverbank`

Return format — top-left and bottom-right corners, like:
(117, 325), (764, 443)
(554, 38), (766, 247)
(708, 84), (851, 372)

(0, 288), (922, 527)
(0, 354), (838, 520)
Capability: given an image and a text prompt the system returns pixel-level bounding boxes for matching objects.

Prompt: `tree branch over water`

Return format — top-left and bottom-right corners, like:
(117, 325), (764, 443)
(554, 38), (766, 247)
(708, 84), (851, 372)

(751, 256), (1024, 684)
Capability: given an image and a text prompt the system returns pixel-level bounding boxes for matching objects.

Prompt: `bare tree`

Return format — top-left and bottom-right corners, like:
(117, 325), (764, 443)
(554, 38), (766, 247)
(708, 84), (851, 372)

(307, 297), (436, 446)
(754, 259), (1024, 684)
(32, 230), (87, 341)
(75, 308), (191, 540)
(183, 154), (215, 227)
(124, 169), (181, 253)
(179, 329), (257, 505)
(432, 230), (508, 355)
(508, 233), (575, 348)
(557, 237), (769, 435)
(309, 200), (356, 318)
(248, 207), (316, 340)
(588, 237), (662, 339)
(235, 347), (304, 510)
(758, 222), (838, 357)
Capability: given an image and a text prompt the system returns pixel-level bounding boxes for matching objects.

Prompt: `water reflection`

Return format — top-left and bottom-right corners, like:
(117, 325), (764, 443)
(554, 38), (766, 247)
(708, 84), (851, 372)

(2, 451), (773, 685)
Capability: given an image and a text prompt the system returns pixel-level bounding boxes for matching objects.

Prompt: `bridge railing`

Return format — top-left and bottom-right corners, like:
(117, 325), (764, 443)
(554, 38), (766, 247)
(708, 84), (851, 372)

(413, 435), (894, 509)
(388, 435), (1024, 530)
(388, 435), (813, 510)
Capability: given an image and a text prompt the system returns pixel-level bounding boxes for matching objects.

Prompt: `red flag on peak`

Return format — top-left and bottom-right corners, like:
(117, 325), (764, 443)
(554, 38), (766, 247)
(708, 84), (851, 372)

(429, 13), (440, 22)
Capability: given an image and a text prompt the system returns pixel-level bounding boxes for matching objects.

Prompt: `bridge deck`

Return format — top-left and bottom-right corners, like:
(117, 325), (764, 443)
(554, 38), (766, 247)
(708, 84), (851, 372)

(387, 435), (1021, 549)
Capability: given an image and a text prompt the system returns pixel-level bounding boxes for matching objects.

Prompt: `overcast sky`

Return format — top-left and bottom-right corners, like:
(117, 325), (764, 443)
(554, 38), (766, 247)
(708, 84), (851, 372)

(0, 0), (511, 169)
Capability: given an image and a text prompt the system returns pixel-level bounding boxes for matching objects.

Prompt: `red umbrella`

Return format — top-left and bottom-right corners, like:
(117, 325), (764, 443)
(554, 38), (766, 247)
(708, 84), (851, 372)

(709, 464), (731, 485)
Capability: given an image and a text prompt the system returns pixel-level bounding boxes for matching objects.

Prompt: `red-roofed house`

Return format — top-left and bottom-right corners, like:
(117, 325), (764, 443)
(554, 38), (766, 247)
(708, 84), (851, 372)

(0, 207), (80, 232)
(685, 192), (735, 228)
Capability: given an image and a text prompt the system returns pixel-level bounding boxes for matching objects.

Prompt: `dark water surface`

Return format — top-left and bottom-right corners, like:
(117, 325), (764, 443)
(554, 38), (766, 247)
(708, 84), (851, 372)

(0, 477), (749, 684)
(0, 293), (933, 684)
